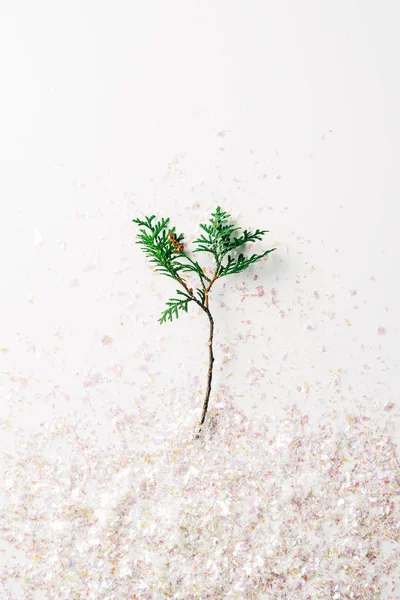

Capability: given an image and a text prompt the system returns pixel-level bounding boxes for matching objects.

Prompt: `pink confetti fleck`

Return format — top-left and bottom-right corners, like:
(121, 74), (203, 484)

(253, 274), (258, 281)
(101, 335), (113, 346)
(256, 285), (265, 297)
(112, 364), (124, 377)
(18, 377), (29, 389)
(377, 326), (387, 335)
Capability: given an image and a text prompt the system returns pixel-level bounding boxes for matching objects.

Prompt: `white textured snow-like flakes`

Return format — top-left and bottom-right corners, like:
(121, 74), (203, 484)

(33, 229), (44, 249)
(0, 387), (399, 599)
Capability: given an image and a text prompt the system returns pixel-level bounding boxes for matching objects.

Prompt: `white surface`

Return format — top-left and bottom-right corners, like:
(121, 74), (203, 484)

(0, 0), (399, 596)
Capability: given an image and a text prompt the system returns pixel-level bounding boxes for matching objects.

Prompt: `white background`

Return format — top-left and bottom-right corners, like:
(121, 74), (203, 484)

(0, 0), (399, 596)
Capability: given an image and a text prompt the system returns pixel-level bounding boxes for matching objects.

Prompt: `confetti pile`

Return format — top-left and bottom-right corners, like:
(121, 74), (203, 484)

(1, 386), (399, 599)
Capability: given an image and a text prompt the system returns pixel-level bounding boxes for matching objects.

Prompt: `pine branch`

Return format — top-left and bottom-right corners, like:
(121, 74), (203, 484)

(222, 228), (269, 252)
(193, 206), (240, 267)
(158, 290), (193, 324)
(132, 215), (207, 287)
(196, 287), (206, 304)
(218, 248), (275, 277)
(178, 255), (210, 286)
(132, 206), (276, 431)
(193, 206), (276, 278)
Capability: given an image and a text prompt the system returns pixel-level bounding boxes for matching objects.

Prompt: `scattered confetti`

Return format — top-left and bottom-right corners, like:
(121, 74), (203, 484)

(1, 393), (399, 598)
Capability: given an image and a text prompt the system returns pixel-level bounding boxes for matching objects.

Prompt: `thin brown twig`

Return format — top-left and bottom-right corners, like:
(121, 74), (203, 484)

(177, 271), (220, 435)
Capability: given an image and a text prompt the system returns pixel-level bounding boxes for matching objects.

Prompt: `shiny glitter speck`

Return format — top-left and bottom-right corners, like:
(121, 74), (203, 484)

(0, 390), (399, 598)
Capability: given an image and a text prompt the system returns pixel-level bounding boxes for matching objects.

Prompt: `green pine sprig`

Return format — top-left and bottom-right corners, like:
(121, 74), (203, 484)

(158, 290), (193, 324)
(132, 214), (207, 285)
(193, 206), (275, 278)
(132, 206), (276, 324)
(133, 205), (276, 430)
(132, 215), (186, 281)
